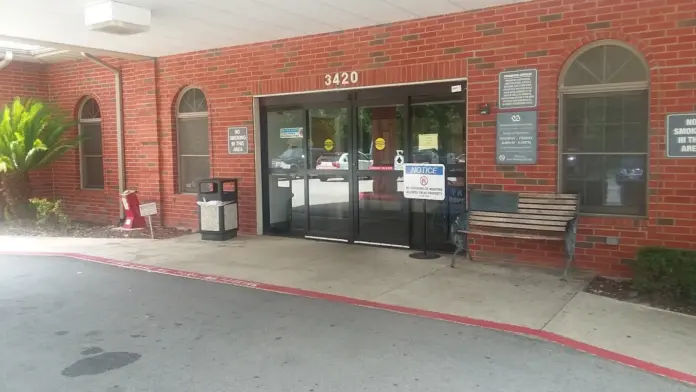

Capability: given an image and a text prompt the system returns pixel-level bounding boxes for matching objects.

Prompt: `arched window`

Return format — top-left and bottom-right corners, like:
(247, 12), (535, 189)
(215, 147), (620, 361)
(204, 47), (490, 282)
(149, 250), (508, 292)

(79, 98), (104, 189)
(176, 88), (210, 193)
(559, 41), (649, 216)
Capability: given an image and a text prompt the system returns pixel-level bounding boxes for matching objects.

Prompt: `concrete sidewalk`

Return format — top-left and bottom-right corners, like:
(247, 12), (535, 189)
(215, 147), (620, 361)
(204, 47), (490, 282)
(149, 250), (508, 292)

(1, 234), (695, 380)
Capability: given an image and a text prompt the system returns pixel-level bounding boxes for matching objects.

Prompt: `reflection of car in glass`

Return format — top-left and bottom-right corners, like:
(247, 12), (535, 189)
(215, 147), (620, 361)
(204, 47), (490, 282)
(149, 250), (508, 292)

(316, 152), (372, 181)
(271, 147), (304, 177)
(617, 167), (644, 181)
(411, 148), (439, 163)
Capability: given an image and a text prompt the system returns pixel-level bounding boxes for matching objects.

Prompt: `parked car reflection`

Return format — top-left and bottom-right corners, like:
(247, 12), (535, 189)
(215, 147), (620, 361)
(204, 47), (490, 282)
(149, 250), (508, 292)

(316, 152), (373, 181)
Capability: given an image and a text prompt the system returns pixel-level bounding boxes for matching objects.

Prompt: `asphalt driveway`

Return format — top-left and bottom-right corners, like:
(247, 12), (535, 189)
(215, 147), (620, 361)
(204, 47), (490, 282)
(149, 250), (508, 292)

(0, 255), (693, 392)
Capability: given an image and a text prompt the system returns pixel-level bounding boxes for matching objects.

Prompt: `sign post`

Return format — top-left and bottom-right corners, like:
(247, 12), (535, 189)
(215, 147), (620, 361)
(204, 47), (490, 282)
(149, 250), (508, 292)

(139, 202), (158, 239)
(403, 163), (446, 260)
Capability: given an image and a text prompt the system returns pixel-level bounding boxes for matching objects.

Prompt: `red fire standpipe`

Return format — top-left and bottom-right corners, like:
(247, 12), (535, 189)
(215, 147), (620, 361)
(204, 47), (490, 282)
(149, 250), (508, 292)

(120, 190), (146, 229)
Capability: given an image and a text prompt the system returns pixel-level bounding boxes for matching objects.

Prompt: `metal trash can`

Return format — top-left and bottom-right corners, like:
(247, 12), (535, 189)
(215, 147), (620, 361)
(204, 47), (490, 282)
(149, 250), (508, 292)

(196, 178), (239, 241)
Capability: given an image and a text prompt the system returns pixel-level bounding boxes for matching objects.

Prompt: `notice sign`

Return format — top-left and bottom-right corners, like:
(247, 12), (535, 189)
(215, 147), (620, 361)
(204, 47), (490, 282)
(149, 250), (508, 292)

(228, 127), (249, 154)
(496, 111), (538, 164)
(499, 69), (538, 110)
(666, 113), (696, 157)
(418, 133), (439, 150)
(403, 163), (446, 201)
(280, 127), (303, 139)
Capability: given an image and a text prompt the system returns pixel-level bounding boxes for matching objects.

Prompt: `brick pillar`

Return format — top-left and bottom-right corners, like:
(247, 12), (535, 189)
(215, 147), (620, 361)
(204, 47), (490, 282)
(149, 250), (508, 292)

(122, 59), (163, 225)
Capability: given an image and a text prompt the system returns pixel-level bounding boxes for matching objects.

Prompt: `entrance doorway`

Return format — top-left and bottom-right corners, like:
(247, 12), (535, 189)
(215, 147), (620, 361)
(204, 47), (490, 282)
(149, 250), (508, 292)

(260, 80), (466, 251)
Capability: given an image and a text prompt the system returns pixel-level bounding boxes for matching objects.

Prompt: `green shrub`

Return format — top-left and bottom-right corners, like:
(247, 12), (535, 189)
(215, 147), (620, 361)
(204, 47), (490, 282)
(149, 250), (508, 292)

(632, 246), (696, 303)
(29, 198), (69, 228)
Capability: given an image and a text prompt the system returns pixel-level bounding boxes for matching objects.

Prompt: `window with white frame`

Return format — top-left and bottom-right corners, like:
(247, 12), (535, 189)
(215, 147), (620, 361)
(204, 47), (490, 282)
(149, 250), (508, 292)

(559, 41), (649, 216)
(79, 98), (105, 189)
(176, 88), (210, 193)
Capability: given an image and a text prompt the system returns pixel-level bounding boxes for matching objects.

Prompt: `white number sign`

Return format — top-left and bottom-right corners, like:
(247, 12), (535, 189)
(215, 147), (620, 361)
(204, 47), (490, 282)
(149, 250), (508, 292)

(324, 71), (359, 87)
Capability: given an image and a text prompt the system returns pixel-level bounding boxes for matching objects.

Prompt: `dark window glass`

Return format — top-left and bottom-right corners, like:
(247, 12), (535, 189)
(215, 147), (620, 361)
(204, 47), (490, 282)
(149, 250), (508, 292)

(178, 88), (208, 113)
(562, 154), (646, 216)
(562, 92), (648, 154)
(561, 91), (648, 215)
(563, 44), (648, 87)
(177, 88), (210, 193)
(79, 98), (104, 189)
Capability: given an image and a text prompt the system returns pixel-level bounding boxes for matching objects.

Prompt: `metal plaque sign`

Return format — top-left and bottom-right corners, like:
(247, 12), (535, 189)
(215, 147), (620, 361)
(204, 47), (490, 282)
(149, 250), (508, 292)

(666, 113), (696, 157)
(228, 127), (249, 154)
(496, 111), (538, 164)
(403, 163), (446, 201)
(499, 69), (538, 110)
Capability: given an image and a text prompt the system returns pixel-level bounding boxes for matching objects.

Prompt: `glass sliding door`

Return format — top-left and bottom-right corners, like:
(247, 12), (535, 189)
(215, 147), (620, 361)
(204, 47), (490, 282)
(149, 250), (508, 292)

(354, 105), (409, 247)
(264, 109), (307, 236)
(409, 99), (466, 251)
(305, 106), (352, 241)
(261, 81), (467, 250)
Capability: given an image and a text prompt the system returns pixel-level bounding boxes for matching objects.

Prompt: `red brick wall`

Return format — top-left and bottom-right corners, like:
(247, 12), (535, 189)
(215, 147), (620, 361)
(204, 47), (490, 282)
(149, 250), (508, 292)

(0, 62), (47, 104)
(19, 0), (696, 276)
(45, 59), (122, 223)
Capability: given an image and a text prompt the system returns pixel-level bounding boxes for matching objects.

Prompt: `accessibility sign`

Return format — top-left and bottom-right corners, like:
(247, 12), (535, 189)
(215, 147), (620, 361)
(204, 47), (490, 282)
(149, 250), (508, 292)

(403, 163), (445, 201)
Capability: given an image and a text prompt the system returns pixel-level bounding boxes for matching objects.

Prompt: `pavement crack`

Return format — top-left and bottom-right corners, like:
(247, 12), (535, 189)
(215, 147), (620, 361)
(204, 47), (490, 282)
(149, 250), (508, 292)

(369, 265), (447, 301)
(540, 290), (580, 331)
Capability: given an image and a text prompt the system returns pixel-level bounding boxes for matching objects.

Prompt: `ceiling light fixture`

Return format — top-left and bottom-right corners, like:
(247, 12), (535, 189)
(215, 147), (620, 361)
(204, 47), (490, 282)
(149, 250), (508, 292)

(85, 1), (151, 36)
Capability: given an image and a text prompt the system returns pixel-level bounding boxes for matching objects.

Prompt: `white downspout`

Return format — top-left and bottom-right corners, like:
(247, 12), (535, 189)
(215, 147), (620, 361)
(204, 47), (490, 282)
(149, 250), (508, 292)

(0, 51), (13, 70)
(80, 53), (125, 221)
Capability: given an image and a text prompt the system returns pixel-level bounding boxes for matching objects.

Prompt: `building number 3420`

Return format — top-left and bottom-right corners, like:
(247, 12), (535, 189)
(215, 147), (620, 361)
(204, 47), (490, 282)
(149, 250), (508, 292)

(324, 71), (359, 87)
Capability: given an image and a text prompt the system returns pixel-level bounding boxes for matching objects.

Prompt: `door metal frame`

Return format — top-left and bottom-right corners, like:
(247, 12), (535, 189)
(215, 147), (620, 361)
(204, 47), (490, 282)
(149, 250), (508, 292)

(351, 95), (410, 246)
(304, 101), (355, 241)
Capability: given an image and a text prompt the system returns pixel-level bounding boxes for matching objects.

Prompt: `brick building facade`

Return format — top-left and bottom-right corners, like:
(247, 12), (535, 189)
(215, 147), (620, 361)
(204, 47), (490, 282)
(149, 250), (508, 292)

(2, 0), (696, 277)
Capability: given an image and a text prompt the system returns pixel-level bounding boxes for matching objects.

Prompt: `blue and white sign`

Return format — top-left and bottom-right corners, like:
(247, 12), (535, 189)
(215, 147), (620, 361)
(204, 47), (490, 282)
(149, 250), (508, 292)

(280, 127), (303, 139)
(403, 163), (446, 201)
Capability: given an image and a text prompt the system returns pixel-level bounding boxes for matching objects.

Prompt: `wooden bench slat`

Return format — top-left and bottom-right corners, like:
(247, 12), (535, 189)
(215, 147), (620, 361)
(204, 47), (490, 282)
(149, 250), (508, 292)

(470, 211), (572, 222)
(517, 208), (576, 216)
(518, 203), (577, 211)
(470, 215), (568, 226)
(469, 220), (568, 232)
(459, 229), (564, 241)
(518, 198), (578, 205)
(519, 193), (578, 200)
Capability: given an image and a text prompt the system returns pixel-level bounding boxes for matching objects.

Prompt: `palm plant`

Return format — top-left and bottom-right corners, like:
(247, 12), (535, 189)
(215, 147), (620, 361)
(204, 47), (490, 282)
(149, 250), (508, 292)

(0, 98), (77, 219)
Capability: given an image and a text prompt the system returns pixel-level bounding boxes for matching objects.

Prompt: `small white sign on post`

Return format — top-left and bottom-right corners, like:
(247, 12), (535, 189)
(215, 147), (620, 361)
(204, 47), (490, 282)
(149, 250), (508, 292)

(139, 202), (158, 239)
(403, 163), (446, 201)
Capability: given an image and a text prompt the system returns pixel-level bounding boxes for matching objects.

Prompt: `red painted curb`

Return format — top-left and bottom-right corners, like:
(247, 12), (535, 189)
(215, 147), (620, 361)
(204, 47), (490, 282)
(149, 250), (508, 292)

(2, 250), (695, 385)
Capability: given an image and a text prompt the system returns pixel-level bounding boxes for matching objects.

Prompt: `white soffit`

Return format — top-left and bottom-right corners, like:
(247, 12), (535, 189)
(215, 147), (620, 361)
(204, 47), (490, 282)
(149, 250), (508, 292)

(0, 0), (530, 58)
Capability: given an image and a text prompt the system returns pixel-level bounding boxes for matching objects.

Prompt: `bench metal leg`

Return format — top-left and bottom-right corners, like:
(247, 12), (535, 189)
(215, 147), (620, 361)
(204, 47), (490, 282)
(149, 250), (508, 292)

(450, 247), (461, 268)
(562, 254), (573, 281)
(562, 218), (578, 281)
(450, 233), (468, 268)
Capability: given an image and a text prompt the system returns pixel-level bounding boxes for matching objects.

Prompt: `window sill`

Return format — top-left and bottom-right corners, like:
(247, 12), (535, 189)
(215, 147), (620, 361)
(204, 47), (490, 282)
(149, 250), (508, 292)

(80, 187), (105, 191)
(578, 212), (648, 220)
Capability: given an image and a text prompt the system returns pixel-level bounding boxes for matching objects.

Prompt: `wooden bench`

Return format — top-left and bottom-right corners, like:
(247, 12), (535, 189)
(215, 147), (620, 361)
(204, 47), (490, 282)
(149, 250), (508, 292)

(450, 190), (580, 279)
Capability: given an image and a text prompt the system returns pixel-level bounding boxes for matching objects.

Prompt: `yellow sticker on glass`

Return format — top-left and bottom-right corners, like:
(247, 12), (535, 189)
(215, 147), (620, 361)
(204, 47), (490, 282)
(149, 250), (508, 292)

(375, 137), (386, 151)
(324, 139), (334, 151)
